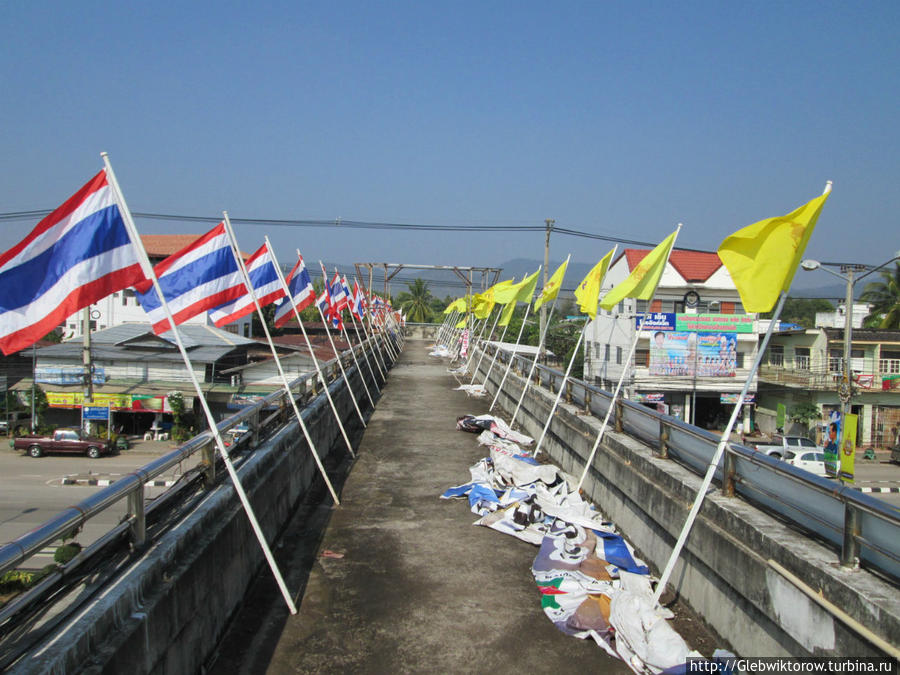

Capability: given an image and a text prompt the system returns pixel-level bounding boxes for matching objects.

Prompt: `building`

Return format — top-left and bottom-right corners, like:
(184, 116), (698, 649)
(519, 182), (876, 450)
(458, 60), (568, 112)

(62, 234), (252, 340)
(584, 248), (759, 432)
(758, 327), (900, 447)
(15, 323), (263, 434)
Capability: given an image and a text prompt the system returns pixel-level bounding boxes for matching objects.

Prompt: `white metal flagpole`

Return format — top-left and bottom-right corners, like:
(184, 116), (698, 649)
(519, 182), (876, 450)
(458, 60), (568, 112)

(575, 227), (681, 493)
(651, 289), (788, 606)
(468, 306), (501, 385)
(333, 275), (375, 409)
(345, 286), (382, 391)
(355, 273), (390, 375)
(533, 325), (587, 457)
(313, 260), (367, 426)
(102, 154), (298, 615)
(224, 216), (341, 505)
(490, 301), (533, 411)
(266, 241), (356, 458)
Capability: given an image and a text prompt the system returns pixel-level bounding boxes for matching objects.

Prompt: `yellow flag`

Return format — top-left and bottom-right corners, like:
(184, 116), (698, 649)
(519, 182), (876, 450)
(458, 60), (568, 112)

(534, 257), (570, 311)
(574, 248), (615, 319)
(515, 267), (542, 303)
(717, 191), (830, 313)
(472, 279), (515, 319)
(455, 316), (468, 328)
(498, 299), (517, 326)
(600, 229), (678, 311)
(443, 297), (467, 314)
(492, 277), (519, 305)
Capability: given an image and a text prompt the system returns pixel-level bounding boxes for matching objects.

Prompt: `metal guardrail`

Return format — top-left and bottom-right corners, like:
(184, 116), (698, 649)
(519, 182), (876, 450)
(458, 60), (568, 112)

(0, 336), (388, 579)
(486, 344), (900, 581)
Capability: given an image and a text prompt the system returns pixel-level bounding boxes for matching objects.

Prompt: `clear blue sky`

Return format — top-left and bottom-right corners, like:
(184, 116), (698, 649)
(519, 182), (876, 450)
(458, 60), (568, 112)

(2, 1), (898, 287)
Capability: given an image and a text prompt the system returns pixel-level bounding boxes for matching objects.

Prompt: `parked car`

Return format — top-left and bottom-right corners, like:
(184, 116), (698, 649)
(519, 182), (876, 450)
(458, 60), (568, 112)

(752, 435), (821, 459)
(12, 428), (112, 458)
(783, 449), (828, 477)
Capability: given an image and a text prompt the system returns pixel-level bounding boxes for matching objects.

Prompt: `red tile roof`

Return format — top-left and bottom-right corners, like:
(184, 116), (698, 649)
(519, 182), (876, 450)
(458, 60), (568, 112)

(622, 248), (722, 283)
(140, 234), (248, 261)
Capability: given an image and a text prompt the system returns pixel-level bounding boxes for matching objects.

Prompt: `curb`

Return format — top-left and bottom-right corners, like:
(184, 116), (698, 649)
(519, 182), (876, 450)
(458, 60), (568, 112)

(60, 476), (178, 487)
(853, 486), (900, 493)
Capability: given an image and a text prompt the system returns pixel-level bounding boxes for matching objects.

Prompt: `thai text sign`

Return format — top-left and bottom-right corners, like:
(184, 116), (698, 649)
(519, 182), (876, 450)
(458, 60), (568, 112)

(675, 314), (753, 333)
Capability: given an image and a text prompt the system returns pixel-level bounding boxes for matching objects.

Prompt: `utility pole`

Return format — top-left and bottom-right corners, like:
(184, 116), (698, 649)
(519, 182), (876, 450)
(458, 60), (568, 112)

(82, 306), (93, 433)
(540, 219), (554, 358)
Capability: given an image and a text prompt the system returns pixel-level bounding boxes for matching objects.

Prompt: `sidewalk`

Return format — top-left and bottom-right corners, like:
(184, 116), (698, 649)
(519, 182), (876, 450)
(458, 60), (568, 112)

(214, 338), (628, 673)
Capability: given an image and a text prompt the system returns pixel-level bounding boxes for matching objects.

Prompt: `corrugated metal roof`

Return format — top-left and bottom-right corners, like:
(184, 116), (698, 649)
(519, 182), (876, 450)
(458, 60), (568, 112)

(140, 234), (248, 261)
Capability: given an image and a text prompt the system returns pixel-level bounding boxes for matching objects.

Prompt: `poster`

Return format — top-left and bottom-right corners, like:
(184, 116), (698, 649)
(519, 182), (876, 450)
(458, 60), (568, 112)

(649, 331), (737, 377)
(823, 410), (841, 478)
(839, 413), (858, 483)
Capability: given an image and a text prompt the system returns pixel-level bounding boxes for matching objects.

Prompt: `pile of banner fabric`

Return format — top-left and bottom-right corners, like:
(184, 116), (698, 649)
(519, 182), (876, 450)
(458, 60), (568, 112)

(443, 413), (703, 674)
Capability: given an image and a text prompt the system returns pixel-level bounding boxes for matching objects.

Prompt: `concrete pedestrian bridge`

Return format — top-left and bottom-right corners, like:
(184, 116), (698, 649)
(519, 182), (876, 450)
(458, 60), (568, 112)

(1, 335), (898, 672)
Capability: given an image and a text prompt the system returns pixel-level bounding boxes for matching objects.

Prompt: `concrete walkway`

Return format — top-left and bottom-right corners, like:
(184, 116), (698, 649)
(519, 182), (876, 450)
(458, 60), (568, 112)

(235, 338), (628, 673)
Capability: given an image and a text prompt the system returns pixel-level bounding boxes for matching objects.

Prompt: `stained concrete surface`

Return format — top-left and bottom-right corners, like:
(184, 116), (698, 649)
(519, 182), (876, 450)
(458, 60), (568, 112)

(210, 339), (631, 674)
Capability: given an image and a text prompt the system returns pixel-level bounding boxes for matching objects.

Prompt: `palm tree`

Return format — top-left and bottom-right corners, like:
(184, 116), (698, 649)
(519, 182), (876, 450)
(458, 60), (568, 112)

(396, 279), (434, 323)
(861, 262), (900, 329)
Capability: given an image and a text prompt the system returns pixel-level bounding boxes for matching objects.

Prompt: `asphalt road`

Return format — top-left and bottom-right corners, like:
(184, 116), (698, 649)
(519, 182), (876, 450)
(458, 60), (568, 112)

(0, 438), (200, 569)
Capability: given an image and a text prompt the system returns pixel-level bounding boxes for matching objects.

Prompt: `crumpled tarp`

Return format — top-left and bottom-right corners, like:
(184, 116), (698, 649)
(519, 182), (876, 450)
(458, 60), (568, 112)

(444, 407), (703, 674)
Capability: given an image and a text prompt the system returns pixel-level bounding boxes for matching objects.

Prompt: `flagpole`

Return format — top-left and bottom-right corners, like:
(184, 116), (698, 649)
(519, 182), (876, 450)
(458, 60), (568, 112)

(314, 262), (367, 426)
(575, 227), (681, 492)
(480, 316), (511, 387)
(332, 271), (375, 409)
(511, 255), (570, 426)
(489, 302), (533, 411)
(650, 288), (787, 605)
(469, 306), (501, 384)
(224, 216), (341, 505)
(356, 273), (390, 373)
(346, 283), (384, 388)
(355, 273), (388, 378)
(511, 294), (560, 427)
(266, 241), (356, 458)
(575, 309), (651, 491)
(533, 323), (587, 456)
(102, 154), (298, 615)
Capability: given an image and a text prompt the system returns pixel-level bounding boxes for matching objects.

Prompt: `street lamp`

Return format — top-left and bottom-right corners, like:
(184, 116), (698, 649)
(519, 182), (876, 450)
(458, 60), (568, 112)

(801, 256), (900, 479)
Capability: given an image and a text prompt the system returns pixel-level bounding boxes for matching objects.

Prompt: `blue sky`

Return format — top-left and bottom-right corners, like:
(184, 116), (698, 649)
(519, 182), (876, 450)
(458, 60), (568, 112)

(2, 2), (898, 289)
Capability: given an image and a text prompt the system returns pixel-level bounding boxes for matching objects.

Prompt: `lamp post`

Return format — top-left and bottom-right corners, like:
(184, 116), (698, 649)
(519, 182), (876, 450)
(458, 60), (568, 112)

(801, 256), (900, 479)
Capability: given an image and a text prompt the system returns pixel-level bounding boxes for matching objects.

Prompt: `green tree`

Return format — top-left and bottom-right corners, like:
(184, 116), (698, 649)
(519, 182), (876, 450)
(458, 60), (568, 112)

(760, 297), (834, 328)
(860, 262), (900, 329)
(396, 279), (435, 323)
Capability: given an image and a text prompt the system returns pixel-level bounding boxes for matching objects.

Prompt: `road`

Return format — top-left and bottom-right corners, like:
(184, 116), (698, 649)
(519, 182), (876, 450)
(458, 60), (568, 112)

(0, 438), (200, 569)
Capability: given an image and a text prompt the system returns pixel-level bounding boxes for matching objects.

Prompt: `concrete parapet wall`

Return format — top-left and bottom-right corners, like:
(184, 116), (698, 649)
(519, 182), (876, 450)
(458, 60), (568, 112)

(478, 352), (899, 657)
(11, 362), (379, 674)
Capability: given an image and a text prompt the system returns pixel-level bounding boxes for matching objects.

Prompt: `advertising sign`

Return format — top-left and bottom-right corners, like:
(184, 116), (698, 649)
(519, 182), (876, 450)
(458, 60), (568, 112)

(635, 313), (676, 332)
(823, 410), (841, 477)
(36, 366), (106, 385)
(82, 404), (111, 421)
(633, 392), (665, 403)
(720, 393), (755, 404)
(675, 314), (753, 333)
(649, 331), (737, 377)
(839, 413), (858, 483)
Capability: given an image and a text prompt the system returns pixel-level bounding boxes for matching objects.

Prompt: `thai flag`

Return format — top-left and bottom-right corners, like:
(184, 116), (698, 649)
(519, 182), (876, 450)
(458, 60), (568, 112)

(329, 272), (349, 311)
(208, 243), (285, 327)
(134, 222), (245, 334)
(273, 253), (315, 328)
(350, 281), (365, 320)
(317, 290), (343, 330)
(0, 169), (145, 355)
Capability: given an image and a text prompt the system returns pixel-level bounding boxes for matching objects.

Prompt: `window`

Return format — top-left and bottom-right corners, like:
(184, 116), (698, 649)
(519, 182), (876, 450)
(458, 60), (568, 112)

(616, 346), (623, 364)
(736, 352), (745, 369)
(604, 344), (610, 362)
(795, 347), (810, 370)
(594, 343), (601, 359)
(636, 300), (648, 314)
(635, 349), (650, 367)
(769, 345), (784, 366)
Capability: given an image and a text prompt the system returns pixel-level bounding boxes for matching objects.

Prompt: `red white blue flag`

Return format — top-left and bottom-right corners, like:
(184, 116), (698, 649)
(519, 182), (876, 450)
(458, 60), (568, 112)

(317, 290), (343, 330)
(135, 222), (245, 334)
(329, 271), (349, 311)
(273, 253), (315, 328)
(208, 243), (285, 327)
(0, 169), (145, 355)
(350, 281), (365, 320)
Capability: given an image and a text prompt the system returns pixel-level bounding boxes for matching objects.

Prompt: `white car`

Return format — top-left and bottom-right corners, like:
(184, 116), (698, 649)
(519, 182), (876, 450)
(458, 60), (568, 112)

(783, 449), (828, 477)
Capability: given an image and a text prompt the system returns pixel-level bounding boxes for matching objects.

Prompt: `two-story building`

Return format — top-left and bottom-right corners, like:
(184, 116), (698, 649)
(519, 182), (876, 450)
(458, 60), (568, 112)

(584, 248), (759, 433)
(758, 328), (900, 447)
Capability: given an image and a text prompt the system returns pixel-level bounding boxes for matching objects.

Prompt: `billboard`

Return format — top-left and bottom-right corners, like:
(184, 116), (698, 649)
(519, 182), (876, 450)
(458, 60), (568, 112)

(649, 331), (737, 377)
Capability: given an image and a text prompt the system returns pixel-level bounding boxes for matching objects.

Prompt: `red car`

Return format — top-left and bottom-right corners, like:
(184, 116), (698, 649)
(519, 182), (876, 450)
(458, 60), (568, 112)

(12, 428), (111, 458)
